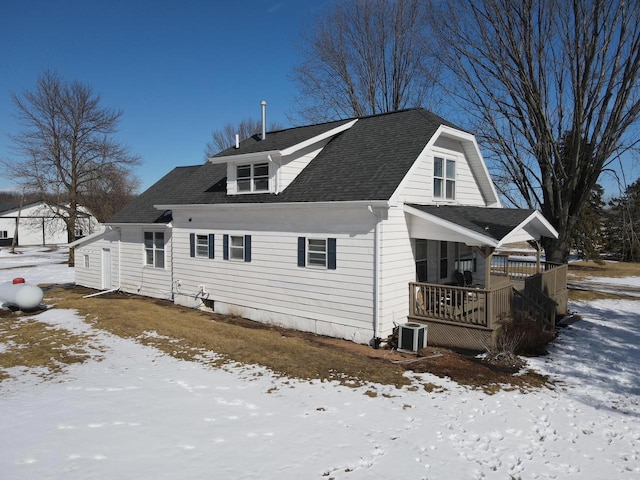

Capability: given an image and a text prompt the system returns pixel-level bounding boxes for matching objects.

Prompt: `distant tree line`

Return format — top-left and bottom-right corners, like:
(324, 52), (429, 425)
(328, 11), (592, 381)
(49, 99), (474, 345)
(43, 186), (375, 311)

(570, 181), (640, 263)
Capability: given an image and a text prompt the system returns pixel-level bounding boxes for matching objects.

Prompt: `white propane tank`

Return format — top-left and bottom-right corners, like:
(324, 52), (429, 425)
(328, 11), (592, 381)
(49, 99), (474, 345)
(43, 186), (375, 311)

(0, 278), (44, 311)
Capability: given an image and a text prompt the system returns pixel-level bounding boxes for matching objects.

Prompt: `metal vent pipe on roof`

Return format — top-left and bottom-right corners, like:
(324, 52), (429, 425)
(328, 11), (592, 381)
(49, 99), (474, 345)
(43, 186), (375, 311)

(261, 100), (267, 140)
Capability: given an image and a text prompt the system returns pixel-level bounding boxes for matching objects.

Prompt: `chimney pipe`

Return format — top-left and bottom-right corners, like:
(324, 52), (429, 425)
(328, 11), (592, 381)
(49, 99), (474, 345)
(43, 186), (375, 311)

(235, 133), (239, 149)
(261, 100), (267, 140)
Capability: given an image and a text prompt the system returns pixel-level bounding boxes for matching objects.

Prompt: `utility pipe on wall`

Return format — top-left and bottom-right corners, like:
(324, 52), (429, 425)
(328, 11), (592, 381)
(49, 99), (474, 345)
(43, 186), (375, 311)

(368, 205), (382, 347)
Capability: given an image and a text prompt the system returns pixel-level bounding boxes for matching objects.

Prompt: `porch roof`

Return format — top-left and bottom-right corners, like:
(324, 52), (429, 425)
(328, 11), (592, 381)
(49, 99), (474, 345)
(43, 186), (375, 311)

(404, 204), (558, 247)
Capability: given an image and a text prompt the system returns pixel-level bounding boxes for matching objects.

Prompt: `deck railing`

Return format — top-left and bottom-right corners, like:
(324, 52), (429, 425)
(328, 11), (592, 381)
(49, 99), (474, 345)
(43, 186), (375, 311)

(409, 282), (518, 329)
(409, 262), (568, 331)
(490, 255), (559, 281)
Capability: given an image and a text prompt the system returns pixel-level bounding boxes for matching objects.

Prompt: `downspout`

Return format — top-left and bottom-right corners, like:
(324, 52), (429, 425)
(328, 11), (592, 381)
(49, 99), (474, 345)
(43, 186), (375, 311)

(368, 205), (382, 347)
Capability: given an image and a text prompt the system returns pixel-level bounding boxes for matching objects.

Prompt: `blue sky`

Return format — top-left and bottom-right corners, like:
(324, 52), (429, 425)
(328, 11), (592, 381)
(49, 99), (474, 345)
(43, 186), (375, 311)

(0, 0), (331, 192)
(0, 0), (636, 199)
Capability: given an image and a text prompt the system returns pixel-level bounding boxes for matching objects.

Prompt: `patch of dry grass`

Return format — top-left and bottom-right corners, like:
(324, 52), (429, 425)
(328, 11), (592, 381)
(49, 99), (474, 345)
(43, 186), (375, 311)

(569, 260), (640, 279)
(0, 313), (96, 382)
(3, 284), (552, 392)
(568, 289), (633, 302)
(568, 260), (640, 302)
(50, 286), (411, 389)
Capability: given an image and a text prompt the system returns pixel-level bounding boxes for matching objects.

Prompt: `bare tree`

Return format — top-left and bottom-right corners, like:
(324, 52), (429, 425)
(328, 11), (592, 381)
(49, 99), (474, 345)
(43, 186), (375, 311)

(81, 165), (140, 223)
(292, 0), (438, 122)
(205, 118), (283, 158)
(4, 71), (140, 265)
(434, 0), (640, 263)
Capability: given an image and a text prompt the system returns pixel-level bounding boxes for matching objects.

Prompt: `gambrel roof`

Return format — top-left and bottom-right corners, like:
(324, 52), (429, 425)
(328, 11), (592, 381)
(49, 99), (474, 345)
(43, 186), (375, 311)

(110, 109), (472, 224)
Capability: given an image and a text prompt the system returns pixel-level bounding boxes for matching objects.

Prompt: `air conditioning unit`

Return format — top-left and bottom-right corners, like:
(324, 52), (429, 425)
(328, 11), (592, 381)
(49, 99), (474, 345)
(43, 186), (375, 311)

(398, 323), (427, 353)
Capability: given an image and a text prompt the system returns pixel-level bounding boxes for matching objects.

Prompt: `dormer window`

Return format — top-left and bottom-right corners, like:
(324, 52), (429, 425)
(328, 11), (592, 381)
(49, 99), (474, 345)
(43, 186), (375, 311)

(237, 162), (269, 193)
(434, 157), (455, 200)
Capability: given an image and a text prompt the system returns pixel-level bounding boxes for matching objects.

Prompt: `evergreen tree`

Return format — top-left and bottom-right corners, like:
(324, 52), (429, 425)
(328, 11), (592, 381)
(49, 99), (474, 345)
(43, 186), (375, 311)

(604, 179), (640, 262)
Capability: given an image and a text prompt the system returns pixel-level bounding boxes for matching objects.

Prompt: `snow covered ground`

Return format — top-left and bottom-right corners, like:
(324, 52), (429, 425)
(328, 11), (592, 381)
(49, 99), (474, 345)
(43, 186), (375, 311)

(1, 248), (640, 479)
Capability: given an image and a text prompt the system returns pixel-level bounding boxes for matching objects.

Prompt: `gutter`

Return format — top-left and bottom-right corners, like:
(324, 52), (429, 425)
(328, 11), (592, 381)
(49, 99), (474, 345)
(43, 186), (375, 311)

(154, 200), (390, 211)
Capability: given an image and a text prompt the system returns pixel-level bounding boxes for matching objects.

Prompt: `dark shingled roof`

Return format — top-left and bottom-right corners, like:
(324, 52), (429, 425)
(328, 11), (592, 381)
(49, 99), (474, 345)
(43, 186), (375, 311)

(108, 109), (465, 223)
(109, 165), (202, 223)
(408, 205), (536, 242)
(212, 118), (352, 157)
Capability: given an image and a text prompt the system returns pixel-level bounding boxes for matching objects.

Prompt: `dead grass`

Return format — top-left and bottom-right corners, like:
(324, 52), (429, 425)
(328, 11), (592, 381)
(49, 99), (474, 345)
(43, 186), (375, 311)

(568, 260), (640, 302)
(1, 284), (552, 392)
(569, 260), (640, 279)
(569, 289), (633, 302)
(48, 286), (412, 389)
(0, 310), (96, 381)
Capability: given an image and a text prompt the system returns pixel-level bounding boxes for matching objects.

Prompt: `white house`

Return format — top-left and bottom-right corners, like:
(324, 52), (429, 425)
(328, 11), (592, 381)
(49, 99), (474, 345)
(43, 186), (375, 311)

(0, 200), (99, 247)
(71, 109), (565, 350)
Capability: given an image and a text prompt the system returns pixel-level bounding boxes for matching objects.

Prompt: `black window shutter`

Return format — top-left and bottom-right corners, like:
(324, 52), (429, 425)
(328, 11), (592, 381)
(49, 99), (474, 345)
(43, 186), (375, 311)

(223, 234), (229, 260)
(244, 235), (251, 262)
(208, 234), (215, 259)
(189, 233), (195, 258)
(297, 237), (306, 267)
(328, 238), (337, 270)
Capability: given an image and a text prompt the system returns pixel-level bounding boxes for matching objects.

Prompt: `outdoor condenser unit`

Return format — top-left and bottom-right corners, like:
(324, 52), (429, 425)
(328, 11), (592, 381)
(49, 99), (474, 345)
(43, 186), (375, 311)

(398, 323), (427, 353)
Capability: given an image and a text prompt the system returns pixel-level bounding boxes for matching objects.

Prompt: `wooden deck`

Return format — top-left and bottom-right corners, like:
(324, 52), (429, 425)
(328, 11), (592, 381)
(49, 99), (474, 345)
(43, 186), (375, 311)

(407, 260), (568, 350)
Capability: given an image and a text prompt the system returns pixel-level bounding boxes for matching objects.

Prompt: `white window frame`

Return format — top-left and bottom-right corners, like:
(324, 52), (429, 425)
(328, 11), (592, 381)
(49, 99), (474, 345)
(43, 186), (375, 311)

(144, 231), (165, 268)
(0, 230), (8, 239)
(434, 156), (456, 200)
(84, 254), (90, 268)
(196, 234), (209, 257)
(236, 162), (270, 193)
(307, 238), (327, 267)
(229, 235), (245, 260)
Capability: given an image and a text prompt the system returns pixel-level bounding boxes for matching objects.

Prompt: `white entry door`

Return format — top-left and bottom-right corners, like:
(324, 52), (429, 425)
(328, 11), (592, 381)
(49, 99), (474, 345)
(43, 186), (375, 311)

(102, 248), (112, 289)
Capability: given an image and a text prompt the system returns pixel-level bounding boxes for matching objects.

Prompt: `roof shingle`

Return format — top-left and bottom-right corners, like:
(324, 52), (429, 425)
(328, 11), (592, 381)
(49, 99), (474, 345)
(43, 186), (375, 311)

(108, 109), (466, 223)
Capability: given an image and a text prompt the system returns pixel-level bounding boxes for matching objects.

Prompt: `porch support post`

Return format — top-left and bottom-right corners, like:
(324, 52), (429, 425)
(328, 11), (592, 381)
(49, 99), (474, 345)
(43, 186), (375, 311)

(528, 240), (542, 273)
(484, 248), (493, 289)
(474, 246), (494, 289)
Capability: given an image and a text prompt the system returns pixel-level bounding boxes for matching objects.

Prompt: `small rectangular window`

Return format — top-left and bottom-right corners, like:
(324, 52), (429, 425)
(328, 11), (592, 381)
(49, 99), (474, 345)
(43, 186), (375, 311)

(0, 231), (7, 239)
(230, 235), (245, 260)
(308, 239), (327, 267)
(434, 157), (455, 200)
(298, 237), (336, 269)
(144, 231), (165, 268)
(236, 162), (269, 193)
(196, 235), (209, 257)
(84, 254), (89, 268)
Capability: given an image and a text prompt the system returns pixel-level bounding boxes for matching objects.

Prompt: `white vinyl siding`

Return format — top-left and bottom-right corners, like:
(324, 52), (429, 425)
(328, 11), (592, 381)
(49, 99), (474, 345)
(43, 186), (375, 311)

(75, 227), (173, 300)
(398, 142), (486, 206)
(171, 206), (376, 343)
(378, 206), (416, 336)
